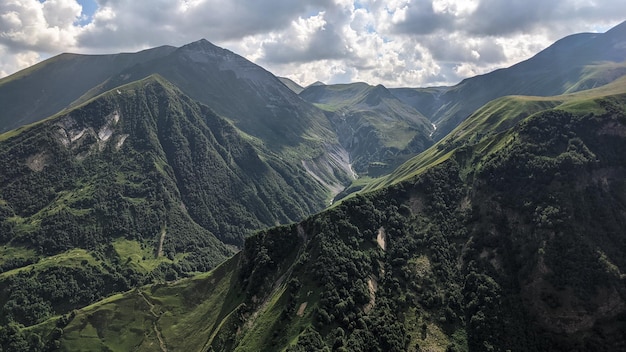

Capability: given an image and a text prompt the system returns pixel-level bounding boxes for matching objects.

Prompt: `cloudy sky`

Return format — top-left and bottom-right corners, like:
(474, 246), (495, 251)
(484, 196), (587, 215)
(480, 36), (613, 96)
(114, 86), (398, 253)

(1, 0), (625, 87)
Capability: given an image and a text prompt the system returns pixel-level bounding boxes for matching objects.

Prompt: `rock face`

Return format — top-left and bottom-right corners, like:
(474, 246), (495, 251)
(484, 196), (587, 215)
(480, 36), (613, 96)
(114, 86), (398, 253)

(52, 110), (120, 157)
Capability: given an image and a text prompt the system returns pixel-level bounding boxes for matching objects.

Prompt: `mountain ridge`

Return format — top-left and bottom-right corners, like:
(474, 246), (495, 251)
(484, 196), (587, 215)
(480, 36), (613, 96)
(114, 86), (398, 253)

(1, 22), (626, 352)
(0, 74), (342, 333)
(62, 38), (356, 198)
(391, 21), (626, 140)
(21, 79), (626, 351)
(0, 45), (177, 133)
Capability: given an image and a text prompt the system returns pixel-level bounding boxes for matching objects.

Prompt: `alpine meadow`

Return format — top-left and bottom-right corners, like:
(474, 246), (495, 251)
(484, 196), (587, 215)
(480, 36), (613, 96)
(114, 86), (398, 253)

(0, 15), (625, 352)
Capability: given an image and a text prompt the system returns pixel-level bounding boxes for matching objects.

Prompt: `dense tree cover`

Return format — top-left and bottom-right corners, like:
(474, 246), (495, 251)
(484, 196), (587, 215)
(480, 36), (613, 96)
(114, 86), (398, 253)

(193, 101), (626, 351)
(0, 265), (130, 326)
(3, 81), (626, 351)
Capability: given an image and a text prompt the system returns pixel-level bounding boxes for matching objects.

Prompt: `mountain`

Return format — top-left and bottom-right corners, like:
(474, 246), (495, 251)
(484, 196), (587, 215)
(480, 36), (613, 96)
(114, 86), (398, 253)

(2, 23), (626, 351)
(0, 39), (364, 339)
(373, 75), (626, 191)
(392, 20), (626, 140)
(15, 64), (626, 352)
(0, 74), (338, 329)
(0, 45), (176, 133)
(1, 39), (354, 197)
(300, 82), (434, 176)
(78, 40), (337, 150)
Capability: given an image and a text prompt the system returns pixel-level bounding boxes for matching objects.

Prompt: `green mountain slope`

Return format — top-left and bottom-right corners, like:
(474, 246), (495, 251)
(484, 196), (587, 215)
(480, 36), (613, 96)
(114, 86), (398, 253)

(370, 75), (626, 191)
(0, 74), (334, 330)
(300, 82), (434, 176)
(79, 40), (337, 150)
(72, 40), (353, 191)
(22, 69), (626, 352)
(392, 20), (626, 140)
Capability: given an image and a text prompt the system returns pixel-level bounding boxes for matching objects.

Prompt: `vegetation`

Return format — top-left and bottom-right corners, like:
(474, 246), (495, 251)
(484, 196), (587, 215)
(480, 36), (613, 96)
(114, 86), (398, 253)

(300, 82), (434, 174)
(391, 22), (626, 141)
(2, 23), (626, 351)
(0, 75), (334, 340)
(366, 76), (626, 192)
(10, 80), (625, 351)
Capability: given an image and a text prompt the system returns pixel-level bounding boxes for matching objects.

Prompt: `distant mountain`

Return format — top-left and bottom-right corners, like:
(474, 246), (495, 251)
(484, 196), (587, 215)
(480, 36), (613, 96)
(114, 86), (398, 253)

(79, 40), (338, 152)
(0, 45), (176, 133)
(301, 82), (434, 176)
(392, 20), (626, 140)
(279, 77), (305, 94)
(29, 73), (626, 352)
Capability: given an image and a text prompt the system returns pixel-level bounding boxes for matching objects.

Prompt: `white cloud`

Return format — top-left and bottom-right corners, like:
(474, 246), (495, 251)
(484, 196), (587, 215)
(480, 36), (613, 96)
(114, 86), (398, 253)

(0, 0), (81, 51)
(42, 0), (82, 27)
(1, 0), (625, 88)
(0, 46), (41, 77)
(0, 0), (84, 76)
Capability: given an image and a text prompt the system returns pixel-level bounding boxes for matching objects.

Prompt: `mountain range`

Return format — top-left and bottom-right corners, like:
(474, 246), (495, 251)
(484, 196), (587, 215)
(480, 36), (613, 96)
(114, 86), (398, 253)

(391, 20), (626, 140)
(0, 21), (625, 351)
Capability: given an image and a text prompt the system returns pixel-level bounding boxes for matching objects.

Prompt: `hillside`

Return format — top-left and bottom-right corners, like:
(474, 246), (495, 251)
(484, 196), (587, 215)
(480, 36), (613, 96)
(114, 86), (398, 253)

(300, 82), (434, 176)
(0, 46), (176, 134)
(370, 75), (626, 191)
(77, 40), (338, 151)
(14, 69), (626, 352)
(0, 75), (334, 331)
(279, 77), (305, 94)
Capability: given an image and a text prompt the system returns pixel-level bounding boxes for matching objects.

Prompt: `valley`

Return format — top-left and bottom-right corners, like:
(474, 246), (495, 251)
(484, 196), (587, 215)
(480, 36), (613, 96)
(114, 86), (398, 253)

(0, 20), (625, 352)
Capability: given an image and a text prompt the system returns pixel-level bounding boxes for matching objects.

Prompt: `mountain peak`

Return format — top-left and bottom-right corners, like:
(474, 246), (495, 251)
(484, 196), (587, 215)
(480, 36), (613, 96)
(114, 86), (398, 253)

(364, 84), (392, 105)
(308, 81), (326, 87)
(371, 83), (389, 94)
(179, 38), (222, 52)
(174, 38), (247, 67)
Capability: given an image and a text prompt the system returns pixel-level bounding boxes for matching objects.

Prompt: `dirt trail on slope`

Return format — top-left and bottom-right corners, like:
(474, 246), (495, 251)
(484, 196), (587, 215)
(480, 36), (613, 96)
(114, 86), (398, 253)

(157, 228), (166, 257)
(365, 277), (377, 313)
(137, 290), (168, 352)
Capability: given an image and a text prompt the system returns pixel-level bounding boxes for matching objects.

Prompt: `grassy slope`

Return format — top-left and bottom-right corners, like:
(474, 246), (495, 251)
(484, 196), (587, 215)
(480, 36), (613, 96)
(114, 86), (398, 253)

(36, 239), (312, 351)
(365, 75), (626, 191)
(43, 254), (244, 351)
